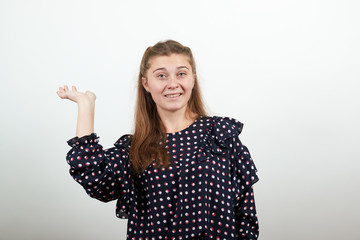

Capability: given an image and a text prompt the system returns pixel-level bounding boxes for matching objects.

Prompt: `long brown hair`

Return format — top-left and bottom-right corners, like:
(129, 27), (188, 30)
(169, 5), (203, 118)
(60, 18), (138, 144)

(130, 40), (207, 174)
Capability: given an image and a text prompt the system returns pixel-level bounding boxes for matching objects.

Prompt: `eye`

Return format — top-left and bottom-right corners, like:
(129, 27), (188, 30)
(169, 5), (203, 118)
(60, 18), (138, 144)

(178, 72), (187, 77)
(157, 73), (167, 79)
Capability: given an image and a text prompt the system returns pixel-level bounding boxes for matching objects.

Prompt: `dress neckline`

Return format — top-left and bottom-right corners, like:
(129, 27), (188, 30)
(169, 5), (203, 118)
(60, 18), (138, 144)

(166, 116), (200, 136)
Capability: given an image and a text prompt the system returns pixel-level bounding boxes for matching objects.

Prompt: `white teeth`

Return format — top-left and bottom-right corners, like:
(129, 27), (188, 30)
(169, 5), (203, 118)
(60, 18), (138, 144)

(166, 93), (181, 98)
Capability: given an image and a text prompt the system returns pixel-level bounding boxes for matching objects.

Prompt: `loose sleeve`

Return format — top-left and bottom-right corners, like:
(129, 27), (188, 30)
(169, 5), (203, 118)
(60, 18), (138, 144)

(66, 133), (133, 205)
(210, 116), (259, 239)
(232, 141), (259, 239)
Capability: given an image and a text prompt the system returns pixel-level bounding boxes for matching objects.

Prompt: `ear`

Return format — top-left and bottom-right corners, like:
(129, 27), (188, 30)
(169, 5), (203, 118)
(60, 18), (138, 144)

(142, 77), (149, 92)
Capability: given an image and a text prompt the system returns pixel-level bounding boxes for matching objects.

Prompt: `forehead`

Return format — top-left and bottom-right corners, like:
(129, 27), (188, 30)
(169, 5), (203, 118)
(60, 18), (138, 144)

(148, 54), (192, 71)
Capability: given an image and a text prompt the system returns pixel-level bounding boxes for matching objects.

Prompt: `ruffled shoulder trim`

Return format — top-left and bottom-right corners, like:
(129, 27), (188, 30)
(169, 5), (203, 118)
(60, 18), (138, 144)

(113, 134), (132, 149)
(211, 116), (244, 143)
(196, 116), (244, 162)
(67, 133), (99, 147)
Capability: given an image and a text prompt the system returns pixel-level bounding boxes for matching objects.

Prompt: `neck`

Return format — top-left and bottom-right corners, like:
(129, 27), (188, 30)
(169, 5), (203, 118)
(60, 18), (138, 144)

(157, 107), (197, 133)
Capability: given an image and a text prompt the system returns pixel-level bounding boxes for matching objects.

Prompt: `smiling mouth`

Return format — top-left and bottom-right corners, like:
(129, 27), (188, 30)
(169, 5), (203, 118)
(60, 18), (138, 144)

(165, 93), (182, 98)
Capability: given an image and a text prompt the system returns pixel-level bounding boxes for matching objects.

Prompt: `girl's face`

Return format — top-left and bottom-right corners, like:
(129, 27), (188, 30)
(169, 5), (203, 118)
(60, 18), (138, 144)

(142, 54), (195, 116)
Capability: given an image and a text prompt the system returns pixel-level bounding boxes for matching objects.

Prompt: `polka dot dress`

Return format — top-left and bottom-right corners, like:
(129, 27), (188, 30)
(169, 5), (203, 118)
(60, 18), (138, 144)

(66, 116), (259, 239)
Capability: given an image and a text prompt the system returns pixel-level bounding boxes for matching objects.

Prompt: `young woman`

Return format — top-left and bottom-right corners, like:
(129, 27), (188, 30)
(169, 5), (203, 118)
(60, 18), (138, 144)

(57, 40), (259, 239)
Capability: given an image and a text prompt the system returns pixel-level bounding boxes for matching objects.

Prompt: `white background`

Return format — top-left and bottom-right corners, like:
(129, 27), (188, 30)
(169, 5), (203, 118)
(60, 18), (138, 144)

(1, 0), (359, 239)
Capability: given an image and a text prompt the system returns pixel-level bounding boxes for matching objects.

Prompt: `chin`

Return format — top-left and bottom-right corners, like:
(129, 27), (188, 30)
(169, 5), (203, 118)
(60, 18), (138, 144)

(161, 104), (187, 113)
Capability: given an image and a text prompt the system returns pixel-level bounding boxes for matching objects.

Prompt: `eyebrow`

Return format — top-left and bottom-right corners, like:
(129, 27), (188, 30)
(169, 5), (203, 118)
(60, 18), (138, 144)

(152, 66), (189, 73)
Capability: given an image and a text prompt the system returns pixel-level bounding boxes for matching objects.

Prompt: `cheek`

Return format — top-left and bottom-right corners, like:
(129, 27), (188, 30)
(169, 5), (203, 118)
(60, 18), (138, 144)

(185, 82), (195, 93)
(149, 82), (165, 93)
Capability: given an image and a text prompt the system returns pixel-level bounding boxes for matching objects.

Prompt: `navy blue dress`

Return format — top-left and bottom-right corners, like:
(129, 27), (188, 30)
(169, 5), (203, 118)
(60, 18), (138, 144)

(66, 116), (259, 239)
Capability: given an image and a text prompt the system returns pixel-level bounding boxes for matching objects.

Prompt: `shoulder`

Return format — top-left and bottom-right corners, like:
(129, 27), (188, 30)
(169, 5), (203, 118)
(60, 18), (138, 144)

(113, 134), (132, 150)
(203, 115), (244, 141)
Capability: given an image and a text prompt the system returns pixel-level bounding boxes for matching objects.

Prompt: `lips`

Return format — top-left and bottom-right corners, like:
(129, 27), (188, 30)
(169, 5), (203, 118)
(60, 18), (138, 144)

(165, 93), (182, 98)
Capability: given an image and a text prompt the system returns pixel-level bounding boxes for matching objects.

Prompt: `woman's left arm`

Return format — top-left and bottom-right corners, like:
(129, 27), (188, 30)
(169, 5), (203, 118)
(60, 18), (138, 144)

(235, 186), (259, 239)
(230, 139), (259, 239)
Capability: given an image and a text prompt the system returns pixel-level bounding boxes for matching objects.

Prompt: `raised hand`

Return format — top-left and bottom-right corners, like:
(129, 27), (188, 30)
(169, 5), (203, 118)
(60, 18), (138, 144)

(57, 85), (96, 137)
(57, 85), (96, 104)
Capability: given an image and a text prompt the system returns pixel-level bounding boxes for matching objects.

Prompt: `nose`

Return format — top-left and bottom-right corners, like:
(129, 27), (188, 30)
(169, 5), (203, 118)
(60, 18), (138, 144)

(167, 75), (179, 89)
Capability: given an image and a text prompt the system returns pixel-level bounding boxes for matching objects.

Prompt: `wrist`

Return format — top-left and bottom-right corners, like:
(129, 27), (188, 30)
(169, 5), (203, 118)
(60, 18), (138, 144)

(77, 98), (95, 107)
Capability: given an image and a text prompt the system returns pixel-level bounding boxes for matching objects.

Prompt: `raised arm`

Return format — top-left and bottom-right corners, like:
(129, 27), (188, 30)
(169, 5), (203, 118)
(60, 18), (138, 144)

(57, 85), (96, 137)
(57, 85), (134, 208)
